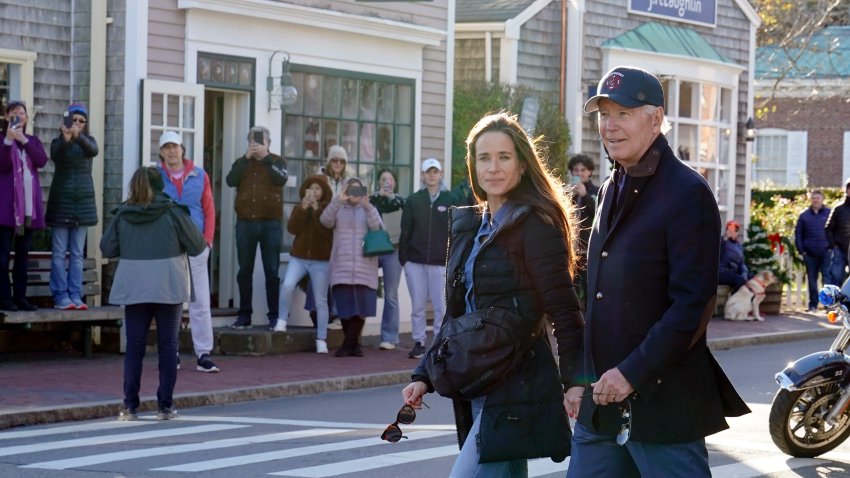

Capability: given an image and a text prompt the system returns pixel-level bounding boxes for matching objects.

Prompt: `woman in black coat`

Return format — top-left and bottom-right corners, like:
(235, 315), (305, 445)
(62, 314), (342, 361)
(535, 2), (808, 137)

(402, 112), (585, 476)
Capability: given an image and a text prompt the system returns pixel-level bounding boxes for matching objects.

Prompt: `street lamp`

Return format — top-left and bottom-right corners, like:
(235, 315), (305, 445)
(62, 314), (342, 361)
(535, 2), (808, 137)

(267, 51), (298, 111)
(745, 117), (756, 142)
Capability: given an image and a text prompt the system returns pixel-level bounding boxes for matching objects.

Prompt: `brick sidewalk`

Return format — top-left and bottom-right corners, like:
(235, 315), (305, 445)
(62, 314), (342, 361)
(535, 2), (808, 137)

(0, 310), (840, 429)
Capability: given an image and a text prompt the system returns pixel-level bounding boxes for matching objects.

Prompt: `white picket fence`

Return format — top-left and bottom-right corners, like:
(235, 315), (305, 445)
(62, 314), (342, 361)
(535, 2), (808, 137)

(777, 251), (811, 311)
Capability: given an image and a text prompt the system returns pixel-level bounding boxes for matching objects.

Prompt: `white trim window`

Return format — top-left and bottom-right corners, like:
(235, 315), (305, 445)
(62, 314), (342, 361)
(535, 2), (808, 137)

(753, 128), (808, 187)
(0, 48), (36, 129)
(662, 78), (736, 213)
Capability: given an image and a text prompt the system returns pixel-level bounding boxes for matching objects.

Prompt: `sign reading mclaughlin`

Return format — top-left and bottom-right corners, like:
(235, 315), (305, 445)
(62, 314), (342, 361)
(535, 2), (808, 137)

(628, 0), (717, 27)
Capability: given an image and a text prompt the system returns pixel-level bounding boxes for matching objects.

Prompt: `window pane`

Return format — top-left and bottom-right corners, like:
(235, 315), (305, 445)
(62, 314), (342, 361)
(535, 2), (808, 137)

(397, 85), (412, 123)
(679, 81), (696, 118)
(699, 126), (718, 163)
(396, 167), (412, 197)
(677, 124), (697, 161)
(378, 83), (395, 122)
(304, 74), (322, 116)
(377, 124), (393, 163)
(360, 122), (376, 162)
(720, 88), (732, 123)
(360, 80), (377, 121)
(662, 79), (673, 113)
(358, 163), (376, 190)
(700, 84), (718, 121)
(755, 134), (788, 184)
(395, 125), (413, 166)
(322, 119), (339, 157)
(303, 118), (320, 159)
(182, 96), (195, 129)
(289, 72), (304, 115)
(183, 132), (195, 160)
(283, 115), (302, 159)
(342, 79), (358, 119)
(167, 94), (180, 127)
(323, 77), (341, 117)
(717, 168), (731, 210)
(151, 93), (164, 127)
(341, 120), (358, 159)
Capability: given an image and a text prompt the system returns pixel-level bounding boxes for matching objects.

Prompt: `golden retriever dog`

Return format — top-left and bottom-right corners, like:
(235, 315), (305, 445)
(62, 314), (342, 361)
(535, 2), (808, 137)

(723, 270), (778, 321)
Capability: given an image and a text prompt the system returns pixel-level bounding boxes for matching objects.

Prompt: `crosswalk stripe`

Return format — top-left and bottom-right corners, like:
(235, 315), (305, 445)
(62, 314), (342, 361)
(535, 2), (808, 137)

(153, 430), (454, 472)
(0, 420), (151, 441)
(0, 424), (245, 458)
(22, 428), (352, 470)
(528, 457), (570, 477)
(270, 445), (459, 477)
(162, 415), (455, 430)
(710, 456), (823, 477)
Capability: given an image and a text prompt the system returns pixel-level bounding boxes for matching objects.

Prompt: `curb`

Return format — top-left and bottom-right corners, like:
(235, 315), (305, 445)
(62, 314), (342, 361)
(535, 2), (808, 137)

(0, 329), (838, 430)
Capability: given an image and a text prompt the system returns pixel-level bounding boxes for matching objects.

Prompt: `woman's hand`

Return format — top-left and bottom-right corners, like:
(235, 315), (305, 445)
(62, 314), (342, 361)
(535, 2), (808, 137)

(564, 386), (584, 419)
(60, 125), (73, 142)
(402, 381), (428, 407)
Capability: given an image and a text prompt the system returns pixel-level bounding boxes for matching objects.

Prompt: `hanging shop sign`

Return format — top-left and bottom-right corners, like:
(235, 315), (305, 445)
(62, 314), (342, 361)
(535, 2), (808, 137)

(628, 0), (717, 28)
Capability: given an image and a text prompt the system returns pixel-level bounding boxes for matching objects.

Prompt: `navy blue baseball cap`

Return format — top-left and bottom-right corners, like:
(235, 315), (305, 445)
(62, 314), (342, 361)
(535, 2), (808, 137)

(584, 66), (664, 113)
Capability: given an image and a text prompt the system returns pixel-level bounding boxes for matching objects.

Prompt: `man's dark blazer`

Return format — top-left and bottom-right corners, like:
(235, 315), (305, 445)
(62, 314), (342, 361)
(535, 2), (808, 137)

(576, 134), (750, 443)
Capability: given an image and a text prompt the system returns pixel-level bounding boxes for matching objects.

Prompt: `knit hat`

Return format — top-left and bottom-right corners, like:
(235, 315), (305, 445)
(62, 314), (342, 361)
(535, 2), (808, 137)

(68, 103), (88, 119)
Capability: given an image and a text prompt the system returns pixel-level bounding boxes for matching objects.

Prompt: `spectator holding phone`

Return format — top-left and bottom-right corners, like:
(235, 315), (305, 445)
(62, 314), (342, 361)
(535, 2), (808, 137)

(369, 169), (405, 350)
(399, 158), (459, 359)
(323, 145), (350, 197)
(567, 154), (599, 308)
(0, 100), (48, 312)
(45, 103), (99, 311)
(276, 175), (333, 354)
(226, 126), (288, 330)
(320, 177), (383, 357)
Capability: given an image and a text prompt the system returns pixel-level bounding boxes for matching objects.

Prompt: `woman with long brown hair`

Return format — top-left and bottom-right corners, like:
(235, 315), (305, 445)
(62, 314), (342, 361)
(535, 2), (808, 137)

(402, 112), (584, 475)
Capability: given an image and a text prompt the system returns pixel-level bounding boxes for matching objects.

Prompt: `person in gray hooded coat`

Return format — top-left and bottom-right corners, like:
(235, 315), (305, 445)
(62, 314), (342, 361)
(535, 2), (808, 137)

(100, 166), (205, 422)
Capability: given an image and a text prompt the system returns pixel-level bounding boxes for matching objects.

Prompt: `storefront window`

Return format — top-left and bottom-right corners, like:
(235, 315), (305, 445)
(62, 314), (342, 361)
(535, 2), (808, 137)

(754, 133), (789, 184)
(282, 68), (415, 250)
(666, 79), (734, 212)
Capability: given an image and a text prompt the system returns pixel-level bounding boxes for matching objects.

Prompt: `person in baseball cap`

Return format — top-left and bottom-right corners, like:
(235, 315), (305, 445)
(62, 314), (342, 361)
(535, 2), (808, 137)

(569, 66), (748, 476)
(421, 157), (442, 172)
(158, 130), (182, 149)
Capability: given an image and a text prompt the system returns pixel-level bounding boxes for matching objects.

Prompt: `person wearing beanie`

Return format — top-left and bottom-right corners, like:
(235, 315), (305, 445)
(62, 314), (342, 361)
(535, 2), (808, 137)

(825, 178), (850, 285)
(0, 100), (48, 312)
(46, 103), (99, 311)
(101, 166), (206, 422)
(157, 130), (219, 373)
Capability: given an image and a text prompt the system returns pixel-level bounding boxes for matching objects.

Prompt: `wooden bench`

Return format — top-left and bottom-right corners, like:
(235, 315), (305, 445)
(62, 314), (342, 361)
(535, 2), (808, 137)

(0, 254), (123, 357)
(715, 285), (731, 317)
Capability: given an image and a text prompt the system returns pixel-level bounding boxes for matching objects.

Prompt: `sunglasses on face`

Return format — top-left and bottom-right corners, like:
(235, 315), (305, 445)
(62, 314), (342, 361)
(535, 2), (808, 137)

(330, 158), (345, 163)
(381, 402), (429, 443)
(73, 118), (86, 124)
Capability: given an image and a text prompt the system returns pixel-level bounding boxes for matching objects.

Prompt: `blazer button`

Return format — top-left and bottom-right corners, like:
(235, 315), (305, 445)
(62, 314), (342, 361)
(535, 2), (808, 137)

(601, 251), (608, 258)
(595, 292), (603, 300)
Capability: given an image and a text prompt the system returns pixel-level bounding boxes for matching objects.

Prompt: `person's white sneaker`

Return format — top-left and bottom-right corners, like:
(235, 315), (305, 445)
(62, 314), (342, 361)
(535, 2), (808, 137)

(378, 341), (396, 350)
(316, 339), (328, 354)
(273, 320), (287, 333)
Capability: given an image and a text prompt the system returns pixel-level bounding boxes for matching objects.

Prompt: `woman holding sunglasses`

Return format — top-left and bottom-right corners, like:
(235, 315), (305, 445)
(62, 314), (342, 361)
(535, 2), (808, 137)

(45, 103), (99, 310)
(402, 112), (585, 476)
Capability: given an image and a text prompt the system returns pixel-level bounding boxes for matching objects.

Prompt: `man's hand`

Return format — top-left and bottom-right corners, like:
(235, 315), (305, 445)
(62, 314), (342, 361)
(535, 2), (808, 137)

(574, 181), (587, 198)
(591, 367), (634, 405)
(564, 386), (585, 419)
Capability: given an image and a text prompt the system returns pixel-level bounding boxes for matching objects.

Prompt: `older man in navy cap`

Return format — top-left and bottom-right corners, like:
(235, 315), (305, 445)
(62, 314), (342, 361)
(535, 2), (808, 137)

(564, 66), (750, 477)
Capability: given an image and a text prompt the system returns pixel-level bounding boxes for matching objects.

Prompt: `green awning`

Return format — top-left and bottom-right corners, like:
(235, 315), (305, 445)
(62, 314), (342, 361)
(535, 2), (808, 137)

(602, 22), (734, 64)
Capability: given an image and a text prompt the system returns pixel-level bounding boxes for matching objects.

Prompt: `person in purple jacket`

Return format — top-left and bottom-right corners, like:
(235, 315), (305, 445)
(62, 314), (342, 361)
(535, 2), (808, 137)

(0, 101), (48, 311)
(795, 190), (831, 311)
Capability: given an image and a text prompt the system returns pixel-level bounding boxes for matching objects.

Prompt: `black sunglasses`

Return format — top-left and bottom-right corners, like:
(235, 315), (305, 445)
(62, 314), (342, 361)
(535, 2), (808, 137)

(616, 399), (632, 446)
(381, 402), (429, 443)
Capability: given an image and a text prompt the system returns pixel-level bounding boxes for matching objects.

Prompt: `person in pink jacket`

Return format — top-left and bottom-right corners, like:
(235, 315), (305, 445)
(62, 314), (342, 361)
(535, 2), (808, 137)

(320, 177), (383, 357)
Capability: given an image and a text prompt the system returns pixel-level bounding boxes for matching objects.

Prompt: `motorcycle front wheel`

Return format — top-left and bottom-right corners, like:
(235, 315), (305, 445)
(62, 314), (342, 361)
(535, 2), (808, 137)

(769, 381), (850, 457)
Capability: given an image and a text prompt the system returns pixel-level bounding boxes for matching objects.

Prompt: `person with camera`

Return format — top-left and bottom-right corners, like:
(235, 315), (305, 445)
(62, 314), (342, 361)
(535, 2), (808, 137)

(45, 103), (98, 311)
(369, 169), (405, 350)
(568, 154), (599, 309)
(320, 177), (383, 357)
(402, 112), (584, 475)
(226, 126), (288, 330)
(398, 158), (459, 359)
(275, 175), (333, 354)
(0, 101), (48, 312)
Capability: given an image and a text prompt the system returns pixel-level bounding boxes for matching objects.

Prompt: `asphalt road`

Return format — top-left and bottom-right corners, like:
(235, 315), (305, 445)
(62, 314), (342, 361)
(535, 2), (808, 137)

(1, 338), (850, 478)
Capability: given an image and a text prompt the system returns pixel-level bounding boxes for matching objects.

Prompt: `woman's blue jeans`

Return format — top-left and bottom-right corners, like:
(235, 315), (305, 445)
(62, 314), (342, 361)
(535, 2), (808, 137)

(123, 303), (182, 410)
(49, 226), (88, 302)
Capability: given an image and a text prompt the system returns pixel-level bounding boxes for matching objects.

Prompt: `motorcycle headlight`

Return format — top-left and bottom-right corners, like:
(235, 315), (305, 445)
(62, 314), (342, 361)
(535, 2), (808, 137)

(820, 284), (842, 307)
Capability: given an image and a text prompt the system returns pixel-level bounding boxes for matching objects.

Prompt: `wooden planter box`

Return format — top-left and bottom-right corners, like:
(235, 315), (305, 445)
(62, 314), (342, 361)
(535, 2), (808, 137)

(760, 282), (783, 315)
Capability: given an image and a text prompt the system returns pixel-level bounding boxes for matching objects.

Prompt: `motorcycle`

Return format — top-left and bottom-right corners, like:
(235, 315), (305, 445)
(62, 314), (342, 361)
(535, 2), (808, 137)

(770, 283), (850, 457)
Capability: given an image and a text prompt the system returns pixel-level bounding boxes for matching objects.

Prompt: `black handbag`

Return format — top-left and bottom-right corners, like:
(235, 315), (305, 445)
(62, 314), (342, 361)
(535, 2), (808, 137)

(424, 305), (542, 400)
(362, 228), (395, 257)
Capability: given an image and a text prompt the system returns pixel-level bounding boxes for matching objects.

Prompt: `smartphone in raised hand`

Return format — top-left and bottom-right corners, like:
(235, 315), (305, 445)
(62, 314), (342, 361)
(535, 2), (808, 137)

(10, 116), (20, 128)
(63, 112), (73, 129)
(252, 130), (264, 145)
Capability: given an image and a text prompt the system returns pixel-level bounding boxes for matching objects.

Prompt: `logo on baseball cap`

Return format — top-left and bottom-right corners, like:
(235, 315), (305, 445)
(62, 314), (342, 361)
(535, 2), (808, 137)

(159, 131), (183, 149)
(584, 66), (665, 113)
(421, 158), (442, 172)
